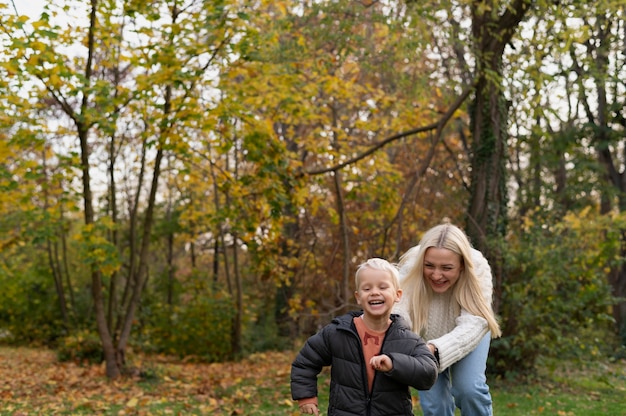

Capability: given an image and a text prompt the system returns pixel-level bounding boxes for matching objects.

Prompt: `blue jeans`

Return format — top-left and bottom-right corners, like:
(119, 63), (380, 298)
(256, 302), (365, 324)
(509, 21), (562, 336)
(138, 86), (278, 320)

(418, 333), (493, 416)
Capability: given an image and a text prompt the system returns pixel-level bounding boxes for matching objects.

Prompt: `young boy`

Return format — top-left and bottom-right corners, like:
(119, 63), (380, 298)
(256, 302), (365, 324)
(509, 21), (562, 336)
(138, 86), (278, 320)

(291, 258), (438, 415)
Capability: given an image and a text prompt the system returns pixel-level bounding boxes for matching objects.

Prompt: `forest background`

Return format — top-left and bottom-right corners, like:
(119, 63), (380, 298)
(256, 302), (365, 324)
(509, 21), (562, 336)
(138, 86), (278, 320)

(0, 0), (625, 384)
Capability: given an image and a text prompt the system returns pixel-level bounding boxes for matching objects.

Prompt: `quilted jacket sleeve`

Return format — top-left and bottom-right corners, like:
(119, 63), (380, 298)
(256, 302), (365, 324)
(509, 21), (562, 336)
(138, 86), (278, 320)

(384, 328), (438, 390)
(290, 327), (332, 401)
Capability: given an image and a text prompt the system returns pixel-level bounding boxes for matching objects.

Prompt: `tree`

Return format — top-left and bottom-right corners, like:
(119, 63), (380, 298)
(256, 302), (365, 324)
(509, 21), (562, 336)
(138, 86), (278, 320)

(1, 0), (248, 377)
(464, 0), (532, 312)
(219, 0), (474, 337)
(505, 1), (626, 342)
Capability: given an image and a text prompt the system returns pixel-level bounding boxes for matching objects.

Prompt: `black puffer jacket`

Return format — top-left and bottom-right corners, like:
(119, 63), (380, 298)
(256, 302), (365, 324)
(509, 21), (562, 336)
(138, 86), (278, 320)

(291, 311), (437, 416)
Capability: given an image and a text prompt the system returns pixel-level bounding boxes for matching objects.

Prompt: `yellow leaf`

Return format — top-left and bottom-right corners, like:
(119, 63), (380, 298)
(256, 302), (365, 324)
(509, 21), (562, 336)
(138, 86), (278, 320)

(126, 397), (138, 407)
(32, 20), (49, 29)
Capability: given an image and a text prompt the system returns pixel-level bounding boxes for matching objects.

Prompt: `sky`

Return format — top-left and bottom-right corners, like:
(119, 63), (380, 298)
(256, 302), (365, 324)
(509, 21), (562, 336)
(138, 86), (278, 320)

(14, 0), (46, 19)
(12, 0), (88, 34)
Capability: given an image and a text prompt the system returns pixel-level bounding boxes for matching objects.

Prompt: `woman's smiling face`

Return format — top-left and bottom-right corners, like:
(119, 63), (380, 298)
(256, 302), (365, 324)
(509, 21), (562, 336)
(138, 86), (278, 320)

(423, 247), (463, 293)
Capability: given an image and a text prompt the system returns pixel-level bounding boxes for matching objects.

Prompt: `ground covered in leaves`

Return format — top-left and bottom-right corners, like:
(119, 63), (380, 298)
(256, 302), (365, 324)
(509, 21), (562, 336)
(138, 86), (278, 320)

(2, 345), (625, 415)
(0, 346), (298, 415)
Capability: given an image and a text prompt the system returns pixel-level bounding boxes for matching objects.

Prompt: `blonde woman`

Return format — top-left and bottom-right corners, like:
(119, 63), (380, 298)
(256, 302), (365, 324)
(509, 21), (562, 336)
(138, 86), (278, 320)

(396, 222), (501, 416)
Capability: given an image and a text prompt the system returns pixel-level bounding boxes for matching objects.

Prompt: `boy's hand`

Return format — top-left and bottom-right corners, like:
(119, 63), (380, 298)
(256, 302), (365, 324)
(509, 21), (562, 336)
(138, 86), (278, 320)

(370, 354), (393, 372)
(299, 403), (319, 415)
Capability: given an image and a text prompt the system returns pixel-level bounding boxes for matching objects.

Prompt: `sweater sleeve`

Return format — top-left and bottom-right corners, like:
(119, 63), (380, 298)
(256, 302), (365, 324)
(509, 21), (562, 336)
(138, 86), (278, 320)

(429, 309), (488, 371)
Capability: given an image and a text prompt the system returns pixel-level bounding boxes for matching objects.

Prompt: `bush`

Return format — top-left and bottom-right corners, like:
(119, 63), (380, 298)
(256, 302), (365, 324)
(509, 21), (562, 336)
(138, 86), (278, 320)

(141, 290), (235, 361)
(56, 329), (103, 364)
(490, 208), (620, 378)
(0, 266), (67, 347)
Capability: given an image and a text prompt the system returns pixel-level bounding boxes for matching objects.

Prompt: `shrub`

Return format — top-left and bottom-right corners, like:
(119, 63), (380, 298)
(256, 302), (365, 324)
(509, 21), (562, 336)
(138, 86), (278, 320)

(142, 290), (235, 361)
(490, 208), (620, 378)
(0, 265), (67, 347)
(56, 329), (103, 364)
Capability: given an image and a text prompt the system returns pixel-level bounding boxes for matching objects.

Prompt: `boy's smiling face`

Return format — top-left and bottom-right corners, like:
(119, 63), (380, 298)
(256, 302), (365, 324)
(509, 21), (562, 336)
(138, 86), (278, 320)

(354, 268), (402, 318)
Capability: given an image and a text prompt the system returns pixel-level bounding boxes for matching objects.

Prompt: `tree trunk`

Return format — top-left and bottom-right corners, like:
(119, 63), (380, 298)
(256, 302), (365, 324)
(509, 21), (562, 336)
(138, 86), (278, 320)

(332, 168), (351, 311)
(60, 210), (76, 312)
(466, 77), (508, 314)
(116, 144), (165, 365)
(274, 204), (301, 338)
(166, 202), (175, 306)
(48, 239), (69, 328)
(466, 0), (531, 314)
(231, 232), (243, 356)
(79, 124), (119, 379)
(106, 135), (119, 334)
(76, 0), (120, 379)
(42, 149), (69, 328)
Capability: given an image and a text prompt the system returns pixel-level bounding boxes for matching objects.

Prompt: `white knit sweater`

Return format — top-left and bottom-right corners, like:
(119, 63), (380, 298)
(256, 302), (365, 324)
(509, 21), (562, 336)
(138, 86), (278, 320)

(396, 246), (492, 371)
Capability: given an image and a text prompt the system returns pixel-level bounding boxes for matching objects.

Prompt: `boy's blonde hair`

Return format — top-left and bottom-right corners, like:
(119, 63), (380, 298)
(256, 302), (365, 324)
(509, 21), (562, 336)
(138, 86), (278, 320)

(355, 258), (400, 290)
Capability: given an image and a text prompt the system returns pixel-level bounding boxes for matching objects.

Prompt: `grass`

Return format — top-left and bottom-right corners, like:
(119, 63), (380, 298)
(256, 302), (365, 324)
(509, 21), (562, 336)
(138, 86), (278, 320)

(488, 357), (626, 416)
(306, 357), (626, 416)
(0, 346), (624, 415)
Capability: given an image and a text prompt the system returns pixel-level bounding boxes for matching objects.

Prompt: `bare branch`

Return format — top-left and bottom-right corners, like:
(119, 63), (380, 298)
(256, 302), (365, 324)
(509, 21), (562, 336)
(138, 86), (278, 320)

(304, 80), (476, 176)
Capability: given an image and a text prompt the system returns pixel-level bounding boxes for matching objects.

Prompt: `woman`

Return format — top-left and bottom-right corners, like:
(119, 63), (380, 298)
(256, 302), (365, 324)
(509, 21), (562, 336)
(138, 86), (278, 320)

(396, 222), (501, 416)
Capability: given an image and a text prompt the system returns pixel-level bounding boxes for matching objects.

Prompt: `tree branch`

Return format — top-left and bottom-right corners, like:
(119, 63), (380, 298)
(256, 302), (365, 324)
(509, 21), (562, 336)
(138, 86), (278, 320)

(303, 80), (476, 176)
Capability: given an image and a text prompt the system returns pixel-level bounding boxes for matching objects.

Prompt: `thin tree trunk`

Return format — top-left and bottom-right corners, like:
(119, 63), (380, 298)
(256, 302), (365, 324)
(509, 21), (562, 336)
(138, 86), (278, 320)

(166, 201), (175, 306)
(48, 238), (69, 328)
(115, 133), (148, 338)
(212, 239), (218, 285)
(231, 232), (242, 357)
(58, 205), (76, 312)
(80, 125), (119, 378)
(78, 0), (120, 379)
(332, 168), (351, 310)
(228, 138), (241, 356)
(42, 147), (69, 328)
(117, 142), (165, 364)
(107, 134), (119, 334)
(330, 107), (351, 311)
(273, 135), (301, 338)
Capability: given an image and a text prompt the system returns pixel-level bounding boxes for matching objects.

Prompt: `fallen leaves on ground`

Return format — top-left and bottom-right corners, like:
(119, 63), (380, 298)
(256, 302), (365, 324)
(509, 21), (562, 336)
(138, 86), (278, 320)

(0, 346), (298, 415)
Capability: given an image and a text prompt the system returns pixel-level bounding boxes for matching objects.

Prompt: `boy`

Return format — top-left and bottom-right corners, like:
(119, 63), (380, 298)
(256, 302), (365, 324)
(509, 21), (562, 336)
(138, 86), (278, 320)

(291, 258), (438, 415)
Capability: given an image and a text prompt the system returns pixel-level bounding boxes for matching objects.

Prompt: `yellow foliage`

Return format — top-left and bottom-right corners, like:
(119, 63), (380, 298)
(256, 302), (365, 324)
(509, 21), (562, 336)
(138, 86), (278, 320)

(31, 20), (50, 30)
(29, 41), (47, 52)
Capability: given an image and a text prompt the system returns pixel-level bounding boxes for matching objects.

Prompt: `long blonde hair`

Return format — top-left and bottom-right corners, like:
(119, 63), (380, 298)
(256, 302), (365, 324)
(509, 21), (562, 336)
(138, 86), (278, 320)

(399, 223), (501, 338)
